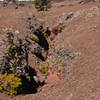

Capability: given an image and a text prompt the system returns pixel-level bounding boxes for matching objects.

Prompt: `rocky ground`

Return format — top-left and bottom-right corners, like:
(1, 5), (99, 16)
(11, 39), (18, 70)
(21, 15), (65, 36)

(0, 0), (100, 100)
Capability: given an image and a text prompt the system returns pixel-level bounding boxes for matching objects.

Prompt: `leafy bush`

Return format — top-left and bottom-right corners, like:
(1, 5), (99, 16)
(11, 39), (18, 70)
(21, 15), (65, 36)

(34, 0), (51, 11)
(0, 29), (46, 96)
(38, 62), (49, 76)
(25, 34), (39, 43)
(0, 73), (22, 97)
(1, 29), (30, 77)
(0, 26), (51, 96)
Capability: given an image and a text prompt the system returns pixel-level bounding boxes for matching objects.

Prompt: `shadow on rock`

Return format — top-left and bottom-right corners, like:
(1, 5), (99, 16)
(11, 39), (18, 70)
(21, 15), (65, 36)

(18, 66), (45, 94)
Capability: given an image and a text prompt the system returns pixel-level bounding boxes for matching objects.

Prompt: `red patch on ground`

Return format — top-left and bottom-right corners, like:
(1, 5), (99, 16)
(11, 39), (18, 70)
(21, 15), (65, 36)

(45, 68), (61, 84)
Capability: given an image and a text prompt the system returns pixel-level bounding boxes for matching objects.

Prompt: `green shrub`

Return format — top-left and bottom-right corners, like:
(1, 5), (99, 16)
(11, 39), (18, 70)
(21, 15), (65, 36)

(34, 0), (51, 11)
(1, 29), (30, 77)
(0, 28), (48, 96)
(0, 73), (22, 97)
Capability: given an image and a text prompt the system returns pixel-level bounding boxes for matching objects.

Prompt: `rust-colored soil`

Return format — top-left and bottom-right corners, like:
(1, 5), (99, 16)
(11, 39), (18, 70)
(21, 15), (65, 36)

(0, 0), (100, 100)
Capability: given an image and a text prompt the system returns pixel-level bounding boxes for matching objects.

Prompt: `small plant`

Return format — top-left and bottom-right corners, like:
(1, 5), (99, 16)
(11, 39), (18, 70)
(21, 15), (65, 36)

(34, 0), (51, 11)
(0, 73), (22, 97)
(38, 62), (49, 76)
(25, 34), (39, 43)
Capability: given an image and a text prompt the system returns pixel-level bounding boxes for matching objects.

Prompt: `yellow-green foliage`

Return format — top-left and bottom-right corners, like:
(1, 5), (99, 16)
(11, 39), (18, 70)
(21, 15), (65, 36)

(25, 34), (39, 42)
(38, 62), (49, 76)
(43, 32), (49, 38)
(34, 0), (51, 11)
(0, 73), (22, 97)
(57, 66), (64, 73)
